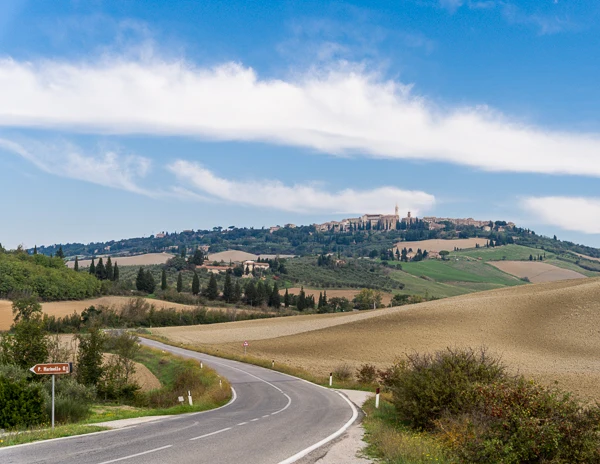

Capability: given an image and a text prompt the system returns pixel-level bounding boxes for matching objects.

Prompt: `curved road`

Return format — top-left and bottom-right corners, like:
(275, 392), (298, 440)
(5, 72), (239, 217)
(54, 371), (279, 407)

(1, 339), (357, 464)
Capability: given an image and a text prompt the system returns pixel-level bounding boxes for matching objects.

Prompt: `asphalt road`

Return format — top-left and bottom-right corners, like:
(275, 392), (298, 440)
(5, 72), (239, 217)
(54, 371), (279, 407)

(1, 338), (357, 464)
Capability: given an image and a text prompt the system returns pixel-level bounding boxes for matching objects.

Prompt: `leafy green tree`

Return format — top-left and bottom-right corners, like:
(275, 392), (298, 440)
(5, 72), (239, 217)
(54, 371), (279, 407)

(245, 281), (257, 306)
(12, 296), (42, 323)
(144, 270), (156, 294)
(8, 299), (49, 368)
(113, 262), (119, 281)
(177, 272), (183, 293)
(135, 267), (145, 292)
(76, 324), (105, 387)
(233, 280), (242, 303)
(269, 282), (281, 308)
(95, 258), (106, 280)
(161, 269), (168, 291)
(192, 272), (200, 295)
(105, 257), (113, 281)
(204, 274), (219, 300)
(223, 273), (234, 303)
(74, 256), (79, 272)
(353, 288), (383, 310)
(439, 250), (450, 260)
(283, 288), (290, 308)
(190, 248), (205, 266)
(89, 258), (96, 275)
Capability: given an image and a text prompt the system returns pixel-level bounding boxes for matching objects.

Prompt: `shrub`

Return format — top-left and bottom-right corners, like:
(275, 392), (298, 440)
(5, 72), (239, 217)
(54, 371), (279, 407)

(437, 378), (600, 463)
(0, 376), (47, 428)
(389, 347), (506, 430)
(333, 363), (353, 381)
(356, 363), (377, 384)
(42, 377), (96, 424)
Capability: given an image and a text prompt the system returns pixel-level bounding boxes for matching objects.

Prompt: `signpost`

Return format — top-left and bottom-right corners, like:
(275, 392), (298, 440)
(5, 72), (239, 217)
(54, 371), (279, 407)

(243, 340), (249, 355)
(30, 363), (72, 429)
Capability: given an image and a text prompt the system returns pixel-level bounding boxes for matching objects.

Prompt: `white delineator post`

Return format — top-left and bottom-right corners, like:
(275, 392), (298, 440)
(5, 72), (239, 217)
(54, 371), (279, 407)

(188, 390), (193, 406)
(375, 387), (380, 409)
(272, 360), (275, 369)
(200, 362), (203, 369)
(329, 372), (333, 387)
(219, 379), (222, 389)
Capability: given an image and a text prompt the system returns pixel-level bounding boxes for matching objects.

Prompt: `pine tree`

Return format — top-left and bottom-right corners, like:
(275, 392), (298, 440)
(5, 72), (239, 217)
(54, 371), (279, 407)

(89, 258), (96, 276)
(113, 262), (119, 281)
(233, 281), (242, 303)
(284, 288), (290, 308)
(105, 257), (113, 281)
(269, 282), (281, 308)
(144, 270), (156, 293)
(161, 269), (168, 291)
(74, 256), (79, 272)
(136, 267), (145, 291)
(177, 272), (183, 293)
(223, 273), (234, 302)
(96, 258), (106, 280)
(204, 274), (219, 300)
(56, 246), (65, 259)
(192, 272), (200, 295)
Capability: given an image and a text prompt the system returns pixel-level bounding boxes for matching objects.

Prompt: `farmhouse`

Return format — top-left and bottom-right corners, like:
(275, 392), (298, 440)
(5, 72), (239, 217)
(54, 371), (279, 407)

(243, 260), (270, 272)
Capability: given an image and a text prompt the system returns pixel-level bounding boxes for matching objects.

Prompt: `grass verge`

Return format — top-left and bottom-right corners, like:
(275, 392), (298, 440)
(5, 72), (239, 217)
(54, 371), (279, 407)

(0, 424), (108, 448)
(85, 346), (232, 424)
(362, 395), (457, 464)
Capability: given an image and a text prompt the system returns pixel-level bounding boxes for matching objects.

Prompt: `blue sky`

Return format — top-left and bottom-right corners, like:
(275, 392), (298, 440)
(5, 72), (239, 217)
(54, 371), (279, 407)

(1, 0), (600, 249)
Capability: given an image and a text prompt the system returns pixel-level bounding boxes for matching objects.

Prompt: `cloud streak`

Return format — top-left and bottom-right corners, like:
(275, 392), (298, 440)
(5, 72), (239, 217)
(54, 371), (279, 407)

(0, 55), (599, 177)
(168, 160), (435, 215)
(522, 196), (600, 234)
(0, 138), (153, 196)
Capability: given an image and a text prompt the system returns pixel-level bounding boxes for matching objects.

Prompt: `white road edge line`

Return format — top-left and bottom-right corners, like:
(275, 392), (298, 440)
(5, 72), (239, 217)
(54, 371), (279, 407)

(96, 445), (173, 464)
(189, 427), (231, 441)
(277, 391), (358, 464)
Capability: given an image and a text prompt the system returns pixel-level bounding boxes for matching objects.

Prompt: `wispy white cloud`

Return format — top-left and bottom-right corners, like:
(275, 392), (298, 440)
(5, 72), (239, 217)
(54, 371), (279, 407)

(0, 55), (599, 177)
(0, 137), (153, 196)
(168, 160), (435, 215)
(522, 196), (600, 234)
(501, 3), (576, 35)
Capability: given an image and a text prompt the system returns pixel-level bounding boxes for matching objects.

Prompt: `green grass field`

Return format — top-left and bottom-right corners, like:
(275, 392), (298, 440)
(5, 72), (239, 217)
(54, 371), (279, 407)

(450, 244), (554, 262)
(397, 260), (523, 285)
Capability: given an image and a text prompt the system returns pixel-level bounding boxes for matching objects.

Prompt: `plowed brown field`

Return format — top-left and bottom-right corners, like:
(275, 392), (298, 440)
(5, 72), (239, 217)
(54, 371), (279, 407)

(156, 278), (600, 400)
(490, 260), (586, 282)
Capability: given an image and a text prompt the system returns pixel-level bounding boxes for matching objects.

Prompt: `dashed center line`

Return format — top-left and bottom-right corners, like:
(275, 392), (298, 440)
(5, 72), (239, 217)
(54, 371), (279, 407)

(250, 418), (260, 422)
(97, 445), (172, 464)
(237, 422), (248, 426)
(190, 427), (232, 441)
(262, 415), (270, 418)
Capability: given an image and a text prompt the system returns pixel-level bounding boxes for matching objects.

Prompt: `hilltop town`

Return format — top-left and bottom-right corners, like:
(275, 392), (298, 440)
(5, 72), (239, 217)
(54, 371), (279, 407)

(312, 206), (516, 233)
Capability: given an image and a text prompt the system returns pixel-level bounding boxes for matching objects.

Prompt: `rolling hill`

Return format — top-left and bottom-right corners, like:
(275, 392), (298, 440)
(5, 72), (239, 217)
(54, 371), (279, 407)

(154, 277), (600, 400)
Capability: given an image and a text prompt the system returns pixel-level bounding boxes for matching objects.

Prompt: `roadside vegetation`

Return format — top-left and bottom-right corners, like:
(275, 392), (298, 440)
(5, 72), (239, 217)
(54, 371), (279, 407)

(362, 348), (600, 463)
(0, 297), (230, 446)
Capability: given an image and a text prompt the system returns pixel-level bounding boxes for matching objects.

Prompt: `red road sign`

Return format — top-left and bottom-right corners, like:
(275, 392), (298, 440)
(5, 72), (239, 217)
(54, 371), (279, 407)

(243, 341), (249, 347)
(30, 363), (71, 375)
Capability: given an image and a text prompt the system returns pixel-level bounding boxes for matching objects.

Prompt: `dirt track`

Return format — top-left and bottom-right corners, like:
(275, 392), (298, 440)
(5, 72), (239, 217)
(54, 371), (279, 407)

(156, 278), (600, 400)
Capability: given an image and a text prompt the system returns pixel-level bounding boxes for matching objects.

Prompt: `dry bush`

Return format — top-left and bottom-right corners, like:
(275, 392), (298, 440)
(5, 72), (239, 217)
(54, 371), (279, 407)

(333, 363), (353, 381)
(356, 363), (377, 384)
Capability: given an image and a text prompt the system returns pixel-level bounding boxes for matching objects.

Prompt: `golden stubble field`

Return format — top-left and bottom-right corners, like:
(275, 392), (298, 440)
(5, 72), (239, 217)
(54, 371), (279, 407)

(66, 253), (175, 269)
(490, 260), (586, 283)
(0, 296), (261, 331)
(394, 237), (488, 253)
(155, 278), (600, 400)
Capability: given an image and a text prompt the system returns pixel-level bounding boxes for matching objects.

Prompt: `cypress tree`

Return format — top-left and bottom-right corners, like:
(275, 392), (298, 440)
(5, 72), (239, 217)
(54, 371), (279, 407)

(74, 256), (79, 272)
(144, 270), (156, 293)
(161, 269), (168, 291)
(297, 287), (307, 311)
(113, 262), (119, 281)
(284, 288), (290, 308)
(192, 272), (200, 295)
(245, 281), (257, 306)
(177, 272), (183, 293)
(223, 273), (234, 302)
(205, 274), (219, 300)
(95, 258), (106, 280)
(105, 257), (113, 281)
(89, 258), (96, 276)
(269, 282), (281, 308)
(56, 246), (65, 259)
(136, 267), (145, 291)
(323, 290), (327, 307)
(33, 245), (37, 255)
(191, 248), (204, 266)
(256, 281), (266, 305)
(233, 281), (242, 303)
